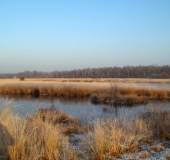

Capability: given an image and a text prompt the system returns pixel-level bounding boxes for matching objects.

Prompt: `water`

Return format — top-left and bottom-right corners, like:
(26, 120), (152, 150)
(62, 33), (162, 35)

(0, 95), (170, 123)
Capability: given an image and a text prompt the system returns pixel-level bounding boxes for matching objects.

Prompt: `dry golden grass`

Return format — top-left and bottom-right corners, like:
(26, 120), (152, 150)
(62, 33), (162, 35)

(0, 79), (108, 97)
(91, 94), (148, 105)
(0, 79), (170, 100)
(141, 108), (170, 140)
(0, 103), (79, 160)
(31, 108), (87, 135)
(0, 101), (170, 159)
(118, 84), (170, 98)
(81, 108), (170, 159)
(82, 117), (150, 160)
(91, 82), (170, 105)
(118, 95), (148, 105)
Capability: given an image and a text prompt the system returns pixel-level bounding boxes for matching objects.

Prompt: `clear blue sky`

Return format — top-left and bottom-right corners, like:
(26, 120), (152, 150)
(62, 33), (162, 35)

(0, 0), (170, 73)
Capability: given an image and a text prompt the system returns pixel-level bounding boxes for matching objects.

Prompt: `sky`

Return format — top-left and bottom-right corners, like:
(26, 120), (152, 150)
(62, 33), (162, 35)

(0, 0), (170, 73)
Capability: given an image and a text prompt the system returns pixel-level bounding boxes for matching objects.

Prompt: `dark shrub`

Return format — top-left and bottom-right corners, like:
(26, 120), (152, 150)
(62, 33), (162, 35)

(20, 76), (25, 81)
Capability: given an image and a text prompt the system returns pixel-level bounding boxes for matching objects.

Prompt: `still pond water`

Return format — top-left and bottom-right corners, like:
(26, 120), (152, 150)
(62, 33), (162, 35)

(0, 95), (170, 123)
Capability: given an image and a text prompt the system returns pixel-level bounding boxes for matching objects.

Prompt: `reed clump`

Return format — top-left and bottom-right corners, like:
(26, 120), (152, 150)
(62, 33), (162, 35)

(81, 108), (170, 159)
(140, 108), (170, 140)
(30, 108), (87, 135)
(0, 85), (94, 97)
(0, 104), (79, 160)
(120, 95), (148, 105)
(82, 117), (150, 159)
(0, 102), (170, 159)
(136, 89), (168, 99)
(119, 87), (169, 99)
(119, 87), (136, 95)
(56, 87), (92, 97)
(91, 94), (148, 106)
(91, 82), (169, 106)
(0, 80), (170, 101)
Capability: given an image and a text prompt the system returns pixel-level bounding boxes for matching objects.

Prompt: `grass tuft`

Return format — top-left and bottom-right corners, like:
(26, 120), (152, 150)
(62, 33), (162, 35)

(0, 101), (170, 159)
(31, 108), (87, 135)
(140, 108), (170, 140)
(0, 104), (79, 160)
(82, 117), (149, 159)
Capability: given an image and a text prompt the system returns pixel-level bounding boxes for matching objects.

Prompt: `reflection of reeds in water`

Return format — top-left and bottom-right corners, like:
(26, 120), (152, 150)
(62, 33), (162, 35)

(0, 101), (170, 159)
(0, 94), (89, 105)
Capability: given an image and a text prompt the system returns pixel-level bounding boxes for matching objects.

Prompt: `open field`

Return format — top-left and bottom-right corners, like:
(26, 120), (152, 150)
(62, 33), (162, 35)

(0, 79), (170, 105)
(0, 102), (170, 160)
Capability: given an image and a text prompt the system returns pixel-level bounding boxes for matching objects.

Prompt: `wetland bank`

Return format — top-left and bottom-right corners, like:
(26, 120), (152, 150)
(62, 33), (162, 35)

(1, 0), (170, 158)
(0, 78), (170, 102)
(0, 78), (170, 159)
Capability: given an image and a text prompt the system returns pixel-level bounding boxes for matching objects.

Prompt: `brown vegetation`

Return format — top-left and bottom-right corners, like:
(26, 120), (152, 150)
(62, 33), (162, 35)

(31, 108), (87, 135)
(91, 81), (170, 105)
(82, 119), (149, 159)
(0, 84), (94, 97)
(91, 94), (149, 106)
(0, 104), (80, 160)
(140, 109), (170, 140)
(82, 108), (170, 159)
(0, 102), (170, 159)
(0, 79), (170, 103)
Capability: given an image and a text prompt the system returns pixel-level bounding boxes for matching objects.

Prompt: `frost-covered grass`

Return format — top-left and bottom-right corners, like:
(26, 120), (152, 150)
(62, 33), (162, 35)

(0, 101), (170, 159)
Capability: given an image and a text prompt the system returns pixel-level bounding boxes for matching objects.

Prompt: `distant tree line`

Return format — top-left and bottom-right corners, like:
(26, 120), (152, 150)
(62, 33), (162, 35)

(1, 65), (170, 79)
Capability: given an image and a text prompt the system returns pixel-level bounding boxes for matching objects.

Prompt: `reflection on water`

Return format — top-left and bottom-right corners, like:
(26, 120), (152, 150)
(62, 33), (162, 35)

(0, 95), (170, 123)
(1, 94), (90, 104)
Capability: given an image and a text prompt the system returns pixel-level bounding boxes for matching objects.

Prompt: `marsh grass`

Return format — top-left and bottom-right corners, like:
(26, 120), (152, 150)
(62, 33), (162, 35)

(0, 84), (94, 97)
(81, 116), (150, 159)
(1, 81), (169, 106)
(0, 79), (170, 99)
(31, 108), (87, 135)
(0, 103), (79, 160)
(0, 102), (170, 159)
(140, 108), (170, 140)
(91, 94), (149, 106)
(91, 81), (169, 105)
(81, 108), (170, 159)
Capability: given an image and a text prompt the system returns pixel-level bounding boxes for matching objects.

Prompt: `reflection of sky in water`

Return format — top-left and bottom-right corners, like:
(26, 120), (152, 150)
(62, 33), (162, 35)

(0, 95), (170, 123)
